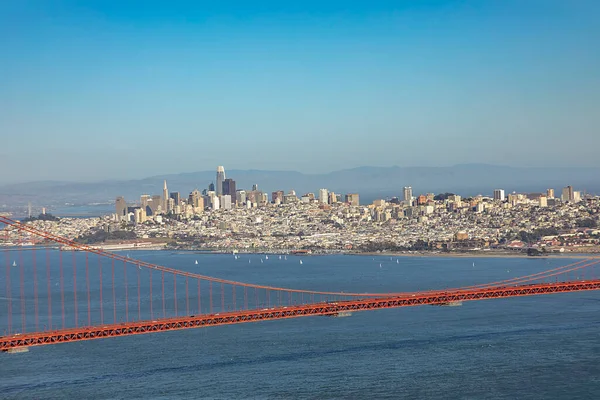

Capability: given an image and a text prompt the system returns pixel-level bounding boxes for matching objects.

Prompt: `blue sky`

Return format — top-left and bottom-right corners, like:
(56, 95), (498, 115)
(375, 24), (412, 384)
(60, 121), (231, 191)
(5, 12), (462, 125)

(1, 1), (598, 183)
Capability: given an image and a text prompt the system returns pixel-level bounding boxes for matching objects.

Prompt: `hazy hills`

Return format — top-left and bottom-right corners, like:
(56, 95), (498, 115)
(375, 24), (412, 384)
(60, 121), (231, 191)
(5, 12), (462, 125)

(1, 164), (599, 206)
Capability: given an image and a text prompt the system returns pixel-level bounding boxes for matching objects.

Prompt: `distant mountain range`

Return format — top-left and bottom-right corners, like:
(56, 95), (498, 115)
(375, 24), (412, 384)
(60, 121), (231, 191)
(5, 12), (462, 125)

(1, 164), (599, 207)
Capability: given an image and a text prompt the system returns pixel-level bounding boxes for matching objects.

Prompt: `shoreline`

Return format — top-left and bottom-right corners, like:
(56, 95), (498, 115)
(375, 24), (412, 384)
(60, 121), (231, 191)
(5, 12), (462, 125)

(3, 244), (598, 259)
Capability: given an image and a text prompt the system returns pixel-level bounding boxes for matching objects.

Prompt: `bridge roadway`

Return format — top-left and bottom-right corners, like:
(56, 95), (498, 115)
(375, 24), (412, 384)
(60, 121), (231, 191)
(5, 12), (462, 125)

(3, 279), (600, 351)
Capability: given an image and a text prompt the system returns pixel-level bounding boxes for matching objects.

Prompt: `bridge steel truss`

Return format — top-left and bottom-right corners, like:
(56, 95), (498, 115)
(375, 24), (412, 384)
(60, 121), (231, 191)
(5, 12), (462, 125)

(3, 279), (600, 351)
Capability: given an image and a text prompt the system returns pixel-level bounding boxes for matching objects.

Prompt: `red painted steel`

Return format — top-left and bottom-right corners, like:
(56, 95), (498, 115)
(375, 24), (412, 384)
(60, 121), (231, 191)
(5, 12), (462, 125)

(2, 279), (600, 351)
(3, 216), (600, 352)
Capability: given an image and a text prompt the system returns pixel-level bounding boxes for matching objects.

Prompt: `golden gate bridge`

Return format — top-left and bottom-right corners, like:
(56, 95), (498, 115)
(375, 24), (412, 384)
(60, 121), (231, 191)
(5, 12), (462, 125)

(2, 215), (600, 352)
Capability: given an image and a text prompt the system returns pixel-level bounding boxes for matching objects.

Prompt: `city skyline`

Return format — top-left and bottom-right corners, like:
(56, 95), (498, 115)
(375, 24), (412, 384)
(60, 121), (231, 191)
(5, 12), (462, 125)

(1, 1), (599, 183)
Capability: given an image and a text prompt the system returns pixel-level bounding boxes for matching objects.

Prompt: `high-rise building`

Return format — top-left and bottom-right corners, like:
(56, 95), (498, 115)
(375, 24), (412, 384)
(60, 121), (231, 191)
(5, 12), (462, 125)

(561, 186), (574, 202)
(162, 180), (168, 213)
(403, 187), (413, 204)
(222, 178), (236, 197)
(252, 184), (259, 191)
(345, 193), (359, 206)
(319, 189), (329, 204)
(547, 188), (555, 199)
(236, 190), (247, 205)
(169, 192), (180, 206)
(167, 198), (175, 213)
(216, 166), (226, 196)
(220, 195), (232, 210)
(493, 189), (505, 201)
(115, 196), (127, 217)
(208, 183), (215, 192)
(329, 192), (337, 204)
(539, 195), (548, 207)
(188, 189), (203, 209)
(151, 195), (162, 214)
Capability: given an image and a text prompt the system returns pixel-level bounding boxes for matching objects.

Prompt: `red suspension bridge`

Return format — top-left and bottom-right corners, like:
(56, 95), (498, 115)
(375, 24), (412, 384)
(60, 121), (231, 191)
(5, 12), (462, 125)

(2, 215), (600, 352)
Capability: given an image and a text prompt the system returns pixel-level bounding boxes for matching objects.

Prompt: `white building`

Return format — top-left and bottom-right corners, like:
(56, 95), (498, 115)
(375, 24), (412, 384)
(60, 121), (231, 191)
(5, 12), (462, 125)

(318, 188), (329, 204)
(403, 186), (413, 205)
(493, 189), (505, 201)
(216, 166), (226, 196)
(220, 195), (232, 210)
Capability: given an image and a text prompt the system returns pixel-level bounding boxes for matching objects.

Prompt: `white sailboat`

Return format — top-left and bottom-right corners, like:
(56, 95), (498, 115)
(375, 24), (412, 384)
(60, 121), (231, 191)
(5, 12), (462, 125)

(265, 255), (269, 260)
(284, 255), (287, 260)
(396, 259), (399, 264)
(12, 261), (17, 267)
(299, 259), (303, 265)
(260, 258), (264, 263)
(195, 260), (198, 265)
(279, 255), (282, 260)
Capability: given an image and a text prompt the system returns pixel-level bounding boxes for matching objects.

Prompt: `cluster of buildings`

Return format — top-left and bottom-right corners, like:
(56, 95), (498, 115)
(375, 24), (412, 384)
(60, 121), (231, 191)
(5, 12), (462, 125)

(114, 166), (360, 224)
(3, 164), (597, 255)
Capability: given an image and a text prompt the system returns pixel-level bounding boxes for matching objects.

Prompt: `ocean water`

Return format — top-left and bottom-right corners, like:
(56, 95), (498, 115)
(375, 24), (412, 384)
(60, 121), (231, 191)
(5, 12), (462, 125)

(1, 254), (600, 399)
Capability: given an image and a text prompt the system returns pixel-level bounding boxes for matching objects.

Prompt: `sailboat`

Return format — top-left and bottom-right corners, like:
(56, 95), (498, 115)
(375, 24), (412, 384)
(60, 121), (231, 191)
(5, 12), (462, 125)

(265, 255), (269, 260)
(279, 255), (282, 260)
(248, 259), (251, 264)
(12, 261), (17, 267)
(195, 260), (198, 265)
(379, 263), (382, 268)
(472, 262), (475, 267)
(396, 259), (399, 264)
(260, 259), (263, 264)
(284, 255), (287, 261)
(299, 259), (303, 265)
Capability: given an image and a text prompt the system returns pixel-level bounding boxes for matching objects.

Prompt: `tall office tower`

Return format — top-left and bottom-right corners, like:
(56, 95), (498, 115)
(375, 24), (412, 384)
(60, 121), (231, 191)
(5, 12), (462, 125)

(319, 188), (329, 204)
(345, 193), (359, 206)
(167, 198), (175, 213)
(220, 195), (232, 210)
(493, 189), (505, 201)
(222, 178), (236, 197)
(188, 189), (202, 208)
(208, 183), (215, 192)
(162, 180), (169, 213)
(403, 187), (413, 203)
(329, 192), (337, 204)
(236, 190), (247, 205)
(151, 195), (162, 214)
(216, 166), (226, 196)
(561, 186), (574, 202)
(140, 194), (151, 215)
(169, 192), (180, 206)
(252, 184), (259, 191)
(115, 196), (127, 217)
(547, 188), (555, 199)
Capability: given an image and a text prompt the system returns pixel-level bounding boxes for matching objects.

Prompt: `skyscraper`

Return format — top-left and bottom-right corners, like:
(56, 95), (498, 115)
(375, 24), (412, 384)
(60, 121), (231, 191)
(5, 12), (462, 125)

(222, 178), (236, 197)
(318, 188), (329, 204)
(115, 196), (127, 218)
(162, 180), (168, 213)
(169, 192), (180, 206)
(216, 166), (226, 196)
(547, 188), (555, 199)
(493, 189), (505, 201)
(403, 187), (413, 204)
(561, 186), (574, 202)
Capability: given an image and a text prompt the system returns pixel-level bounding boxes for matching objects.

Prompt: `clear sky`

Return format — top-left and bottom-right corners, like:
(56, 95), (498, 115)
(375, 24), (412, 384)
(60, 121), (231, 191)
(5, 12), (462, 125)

(1, 1), (599, 184)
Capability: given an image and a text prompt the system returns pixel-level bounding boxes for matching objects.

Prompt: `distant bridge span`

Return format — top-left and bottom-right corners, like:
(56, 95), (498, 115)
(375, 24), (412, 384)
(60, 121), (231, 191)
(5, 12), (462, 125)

(1, 215), (600, 352)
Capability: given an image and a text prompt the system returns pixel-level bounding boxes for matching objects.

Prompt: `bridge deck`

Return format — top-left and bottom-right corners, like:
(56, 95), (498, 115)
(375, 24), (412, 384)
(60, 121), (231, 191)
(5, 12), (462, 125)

(3, 279), (599, 351)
